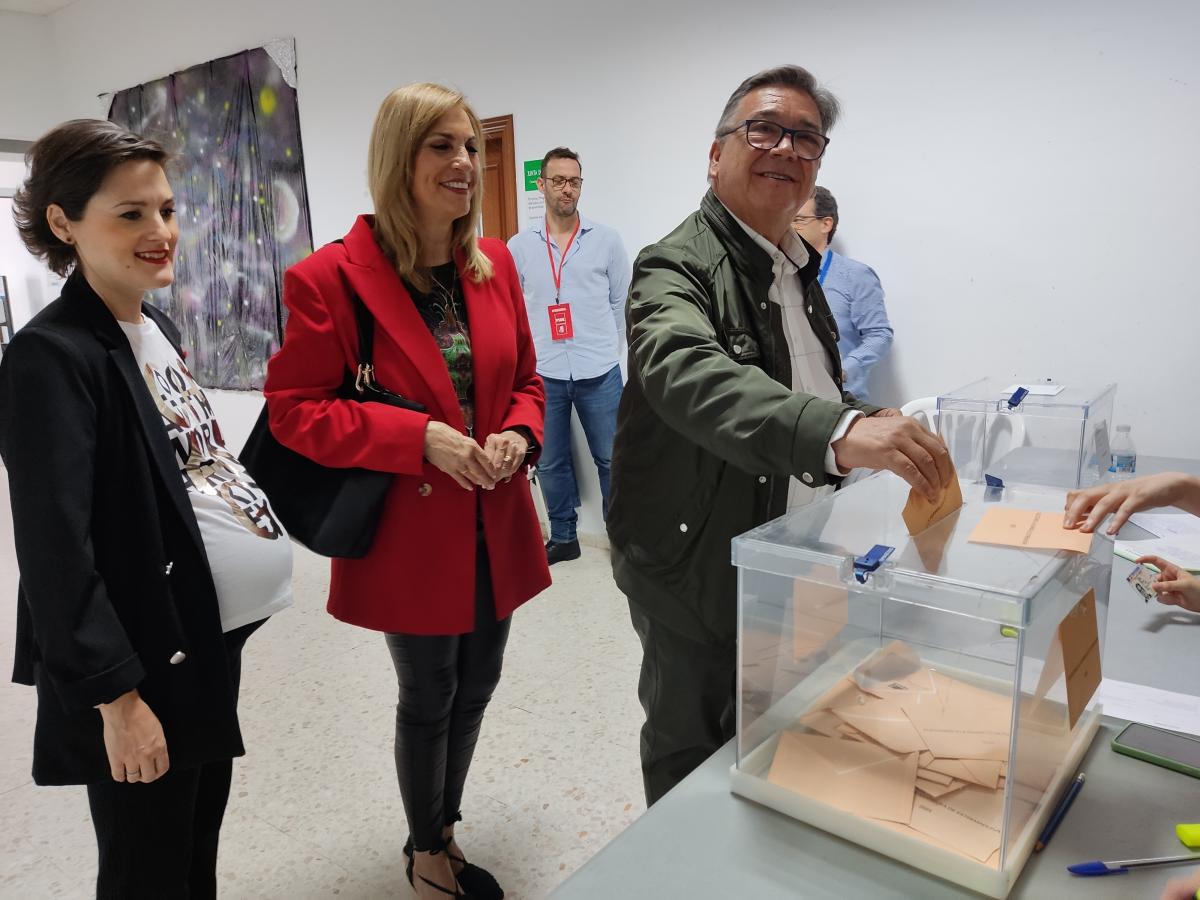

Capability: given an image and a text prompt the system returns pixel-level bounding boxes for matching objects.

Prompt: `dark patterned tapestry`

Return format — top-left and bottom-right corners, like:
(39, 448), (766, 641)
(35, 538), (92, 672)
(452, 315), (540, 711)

(108, 41), (312, 390)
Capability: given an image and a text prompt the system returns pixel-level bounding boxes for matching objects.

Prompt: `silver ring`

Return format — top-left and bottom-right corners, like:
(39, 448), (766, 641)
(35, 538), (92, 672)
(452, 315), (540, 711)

(126, 769), (141, 778)
(503, 455), (513, 464)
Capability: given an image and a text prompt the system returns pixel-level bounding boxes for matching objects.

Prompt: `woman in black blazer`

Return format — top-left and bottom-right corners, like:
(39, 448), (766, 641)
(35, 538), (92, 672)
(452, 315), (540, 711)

(0, 120), (293, 898)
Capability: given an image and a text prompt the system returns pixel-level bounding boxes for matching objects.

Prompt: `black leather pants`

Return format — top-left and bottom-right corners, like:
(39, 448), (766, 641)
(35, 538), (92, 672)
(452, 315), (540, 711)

(384, 530), (511, 850)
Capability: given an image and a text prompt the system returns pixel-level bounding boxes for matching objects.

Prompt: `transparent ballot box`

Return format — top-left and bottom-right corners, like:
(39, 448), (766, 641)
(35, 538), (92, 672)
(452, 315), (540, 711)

(730, 473), (1111, 898)
(937, 378), (1116, 489)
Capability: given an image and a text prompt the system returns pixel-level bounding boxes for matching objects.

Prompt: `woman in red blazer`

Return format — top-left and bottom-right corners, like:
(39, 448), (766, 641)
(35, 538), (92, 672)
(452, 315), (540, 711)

(264, 84), (550, 899)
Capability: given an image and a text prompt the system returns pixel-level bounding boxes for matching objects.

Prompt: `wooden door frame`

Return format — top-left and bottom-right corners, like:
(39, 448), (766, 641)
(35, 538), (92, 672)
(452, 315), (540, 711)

(481, 114), (518, 240)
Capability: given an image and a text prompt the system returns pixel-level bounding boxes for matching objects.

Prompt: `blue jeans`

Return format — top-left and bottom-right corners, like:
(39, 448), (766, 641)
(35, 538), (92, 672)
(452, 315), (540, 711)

(539, 365), (623, 543)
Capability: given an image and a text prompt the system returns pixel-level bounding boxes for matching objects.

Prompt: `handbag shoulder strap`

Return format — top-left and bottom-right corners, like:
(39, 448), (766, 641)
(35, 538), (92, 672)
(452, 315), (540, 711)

(327, 239), (372, 362)
(351, 291), (375, 369)
(326, 239), (378, 392)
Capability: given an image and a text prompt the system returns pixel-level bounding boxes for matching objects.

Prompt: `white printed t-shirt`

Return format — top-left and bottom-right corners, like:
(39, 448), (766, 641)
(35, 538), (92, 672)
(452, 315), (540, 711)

(118, 317), (293, 632)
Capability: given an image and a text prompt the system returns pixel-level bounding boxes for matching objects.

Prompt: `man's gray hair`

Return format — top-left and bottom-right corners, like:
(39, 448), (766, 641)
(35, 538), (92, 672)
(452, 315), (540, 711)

(715, 65), (841, 137)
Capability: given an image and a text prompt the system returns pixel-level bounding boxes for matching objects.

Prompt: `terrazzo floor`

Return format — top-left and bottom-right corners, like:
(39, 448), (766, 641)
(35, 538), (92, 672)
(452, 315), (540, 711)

(0, 467), (648, 898)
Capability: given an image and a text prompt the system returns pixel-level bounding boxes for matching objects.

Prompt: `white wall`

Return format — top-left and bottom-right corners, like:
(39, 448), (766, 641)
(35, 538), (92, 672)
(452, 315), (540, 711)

(0, 12), (60, 330)
(0, 12), (59, 141)
(0, 158), (60, 331)
(15, 0), (1199, 534)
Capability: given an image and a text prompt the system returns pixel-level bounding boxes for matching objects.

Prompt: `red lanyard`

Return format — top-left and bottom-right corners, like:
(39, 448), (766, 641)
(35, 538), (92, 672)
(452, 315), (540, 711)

(544, 218), (581, 300)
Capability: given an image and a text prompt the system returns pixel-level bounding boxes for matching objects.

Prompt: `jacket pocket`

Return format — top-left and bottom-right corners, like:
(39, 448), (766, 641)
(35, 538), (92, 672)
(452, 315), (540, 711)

(723, 328), (761, 364)
(633, 456), (725, 574)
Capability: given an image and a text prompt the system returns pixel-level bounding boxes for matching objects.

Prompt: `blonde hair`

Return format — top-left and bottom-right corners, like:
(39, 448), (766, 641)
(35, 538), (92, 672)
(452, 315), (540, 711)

(367, 83), (493, 291)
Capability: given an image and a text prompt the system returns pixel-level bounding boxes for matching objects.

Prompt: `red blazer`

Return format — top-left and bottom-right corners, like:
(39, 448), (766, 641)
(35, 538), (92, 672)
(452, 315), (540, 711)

(264, 216), (550, 634)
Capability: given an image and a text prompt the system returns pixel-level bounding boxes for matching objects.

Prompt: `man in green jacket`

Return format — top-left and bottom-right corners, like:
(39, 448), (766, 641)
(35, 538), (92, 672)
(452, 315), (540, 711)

(608, 65), (951, 804)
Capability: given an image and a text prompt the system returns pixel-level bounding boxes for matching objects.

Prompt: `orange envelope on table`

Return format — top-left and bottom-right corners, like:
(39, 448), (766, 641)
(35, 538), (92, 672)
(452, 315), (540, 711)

(768, 731), (918, 825)
(968, 508), (1094, 554)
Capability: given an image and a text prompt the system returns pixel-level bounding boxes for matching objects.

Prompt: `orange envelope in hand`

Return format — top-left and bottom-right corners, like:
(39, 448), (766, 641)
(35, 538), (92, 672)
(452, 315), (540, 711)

(768, 731), (919, 825)
(903, 465), (963, 535)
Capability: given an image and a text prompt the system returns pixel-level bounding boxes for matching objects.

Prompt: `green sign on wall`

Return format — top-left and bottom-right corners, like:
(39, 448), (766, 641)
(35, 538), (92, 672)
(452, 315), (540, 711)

(524, 159), (542, 192)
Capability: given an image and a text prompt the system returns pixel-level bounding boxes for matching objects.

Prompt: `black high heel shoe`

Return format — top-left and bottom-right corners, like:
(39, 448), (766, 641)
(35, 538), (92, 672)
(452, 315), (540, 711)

(405, 845), (467, 898)
(404, 835), (502, 900)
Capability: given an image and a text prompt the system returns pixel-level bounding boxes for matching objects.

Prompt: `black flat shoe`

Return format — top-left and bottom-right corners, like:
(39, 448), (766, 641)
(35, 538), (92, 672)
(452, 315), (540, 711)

(405, 837), (502, 900)
(404, 845), (467, 898)
(545, 538), (581, 565)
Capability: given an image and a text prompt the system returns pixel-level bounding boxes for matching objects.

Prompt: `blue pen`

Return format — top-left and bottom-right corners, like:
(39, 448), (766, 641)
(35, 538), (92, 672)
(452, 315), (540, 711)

(1034, 772), (1085, 852)
(1068, 853), (1200, 876)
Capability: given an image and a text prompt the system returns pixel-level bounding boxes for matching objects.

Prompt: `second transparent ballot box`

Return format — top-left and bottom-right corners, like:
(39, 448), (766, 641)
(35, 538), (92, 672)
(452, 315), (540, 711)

(937, 377), (1116, 489)
(730, 473), (1111, 898)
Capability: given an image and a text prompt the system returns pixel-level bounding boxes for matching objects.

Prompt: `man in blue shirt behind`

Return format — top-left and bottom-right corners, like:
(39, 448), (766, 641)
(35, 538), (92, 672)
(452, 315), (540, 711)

(793, 186), (894, 401)
(508, 147), (631, 564)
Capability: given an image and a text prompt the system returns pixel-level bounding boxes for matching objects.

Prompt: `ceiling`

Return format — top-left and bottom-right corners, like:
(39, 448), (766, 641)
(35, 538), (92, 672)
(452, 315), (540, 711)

(0, 0), (77, 13)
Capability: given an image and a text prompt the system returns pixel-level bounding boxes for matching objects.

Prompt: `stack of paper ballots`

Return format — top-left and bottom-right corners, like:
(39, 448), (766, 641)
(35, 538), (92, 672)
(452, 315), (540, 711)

(768, 641), (1011, 867)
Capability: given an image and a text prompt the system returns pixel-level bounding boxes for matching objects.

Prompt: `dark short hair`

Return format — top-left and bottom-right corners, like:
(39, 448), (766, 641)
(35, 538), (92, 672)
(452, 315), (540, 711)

(540, 147), (581, 177)
(716, 65), (841, 137)
(13, 119), (169, 277)
(812, 185), (839, 241)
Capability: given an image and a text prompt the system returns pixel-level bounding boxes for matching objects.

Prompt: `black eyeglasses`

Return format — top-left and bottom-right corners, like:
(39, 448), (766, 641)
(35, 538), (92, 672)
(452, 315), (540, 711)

(722, 119), (831, 160)
(544, 176), (583, 190)
(793, 214), (831, 223)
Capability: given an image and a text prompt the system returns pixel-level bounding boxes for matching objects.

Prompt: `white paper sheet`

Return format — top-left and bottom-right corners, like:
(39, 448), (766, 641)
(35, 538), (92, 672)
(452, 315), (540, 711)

(1095, 679), (1200, 738)
(1114, 534), (1200, 572)
(1001, 383), (1065, 397)
(1127, 512), (1200, 539)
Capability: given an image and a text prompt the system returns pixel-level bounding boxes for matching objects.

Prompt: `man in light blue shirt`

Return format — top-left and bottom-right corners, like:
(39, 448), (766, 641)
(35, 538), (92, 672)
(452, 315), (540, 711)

(793, 186), (894, 401)
(508, 147), (631, 564)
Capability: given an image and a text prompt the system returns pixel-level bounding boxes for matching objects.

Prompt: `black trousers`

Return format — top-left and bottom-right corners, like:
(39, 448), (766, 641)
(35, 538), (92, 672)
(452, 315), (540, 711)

(628, 602), (736, 806)
(385, 529), (511, 850)
(85, 619), (260, 900)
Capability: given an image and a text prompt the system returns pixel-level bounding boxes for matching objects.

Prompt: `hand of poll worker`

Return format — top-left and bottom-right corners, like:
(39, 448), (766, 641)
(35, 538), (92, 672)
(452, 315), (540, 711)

(1159, 867), (1200, 900)
(832, 415), (951, 503)
(1063, 472), (1198, 535)
(870, 407), (903, 418)
(424, 421), (497, 491)
(1134, 555), (1200, 614)
(97, 689), (169, 784)
(483, 430), (529, 482)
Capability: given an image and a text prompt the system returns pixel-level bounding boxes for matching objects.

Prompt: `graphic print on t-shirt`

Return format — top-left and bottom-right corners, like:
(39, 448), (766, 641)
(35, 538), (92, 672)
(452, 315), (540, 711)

(141, 358), (283, 540)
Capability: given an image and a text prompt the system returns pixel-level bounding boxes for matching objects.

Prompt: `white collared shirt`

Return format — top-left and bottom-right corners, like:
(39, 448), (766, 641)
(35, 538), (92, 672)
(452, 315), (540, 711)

(724, 204), (862, 510)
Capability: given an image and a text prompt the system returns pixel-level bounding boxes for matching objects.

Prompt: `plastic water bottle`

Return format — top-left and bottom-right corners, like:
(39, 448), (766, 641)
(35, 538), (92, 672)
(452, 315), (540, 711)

(1109, 425), (1137, 479)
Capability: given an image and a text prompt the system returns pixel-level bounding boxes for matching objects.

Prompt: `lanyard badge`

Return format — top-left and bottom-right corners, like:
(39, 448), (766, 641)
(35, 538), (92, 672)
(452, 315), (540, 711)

(544, 219), (581, 341)
(548, 303), (574, 340)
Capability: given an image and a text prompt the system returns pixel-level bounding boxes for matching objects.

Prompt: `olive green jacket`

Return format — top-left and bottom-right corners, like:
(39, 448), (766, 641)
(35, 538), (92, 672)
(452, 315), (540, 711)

(607, 190), (880, 644)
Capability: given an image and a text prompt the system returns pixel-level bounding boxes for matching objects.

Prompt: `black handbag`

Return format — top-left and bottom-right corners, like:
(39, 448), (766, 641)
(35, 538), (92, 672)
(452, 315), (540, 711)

(240, 285), (426, 558)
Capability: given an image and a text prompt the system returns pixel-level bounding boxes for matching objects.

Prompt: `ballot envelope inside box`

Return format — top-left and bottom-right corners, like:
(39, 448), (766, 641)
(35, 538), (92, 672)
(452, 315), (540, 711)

(936, 377), (1116, 490)
(730, 471), (1113, 899)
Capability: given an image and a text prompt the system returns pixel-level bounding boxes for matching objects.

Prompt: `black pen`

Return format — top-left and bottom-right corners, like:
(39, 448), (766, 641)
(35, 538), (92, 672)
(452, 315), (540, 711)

(1035, 772), (1085, 852)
